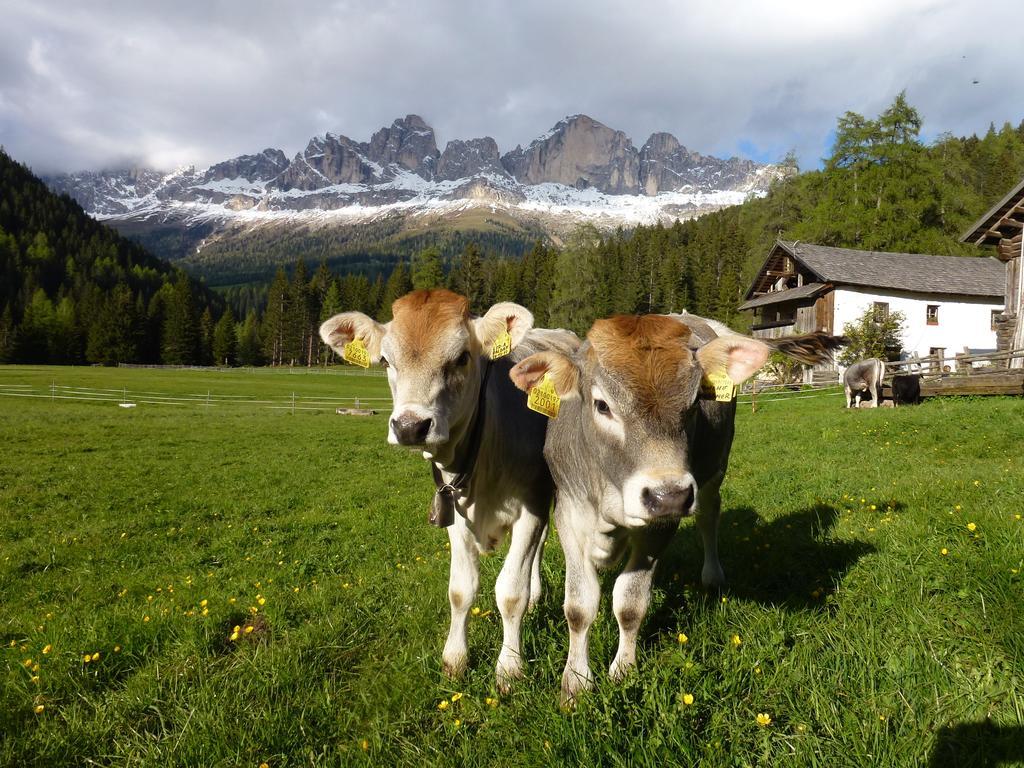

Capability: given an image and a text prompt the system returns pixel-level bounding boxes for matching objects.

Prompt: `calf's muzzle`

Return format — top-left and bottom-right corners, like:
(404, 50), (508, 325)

(641, 482), (696, 519)
(391, 413), (434, 446)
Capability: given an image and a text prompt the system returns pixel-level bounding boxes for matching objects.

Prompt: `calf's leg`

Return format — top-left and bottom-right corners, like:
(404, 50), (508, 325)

(443, 515), (480, 678)
(528, 522), (547, 612)
(696, 472), (726, 588)
(494, 510), (546, 691)
(609, 546), (659, 682)
(558, 509), (600, 705)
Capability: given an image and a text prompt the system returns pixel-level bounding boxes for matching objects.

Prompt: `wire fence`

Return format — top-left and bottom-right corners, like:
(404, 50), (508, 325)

(0, 376), (845, 412)
(0, 381), (393, 412)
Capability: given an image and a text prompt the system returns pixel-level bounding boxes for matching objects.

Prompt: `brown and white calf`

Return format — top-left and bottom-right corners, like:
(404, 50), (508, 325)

(320, 289), (577, 690)
(510, 313), (840, 703)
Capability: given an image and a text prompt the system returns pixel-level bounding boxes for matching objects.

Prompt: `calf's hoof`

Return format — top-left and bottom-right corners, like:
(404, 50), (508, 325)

(496, 653), (524, 694)
(701, 563), (726, 590)
(608, 655), (635, 683)
(560, 667), (593, 708)
(442, 651), (467, 679)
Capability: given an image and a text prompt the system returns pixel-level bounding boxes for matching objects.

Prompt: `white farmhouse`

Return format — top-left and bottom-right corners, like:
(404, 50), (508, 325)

(739, 240), (1005, 368)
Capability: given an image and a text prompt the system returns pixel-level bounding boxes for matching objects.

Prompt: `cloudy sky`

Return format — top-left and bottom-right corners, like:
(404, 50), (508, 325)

(1, 0), (1019, 174)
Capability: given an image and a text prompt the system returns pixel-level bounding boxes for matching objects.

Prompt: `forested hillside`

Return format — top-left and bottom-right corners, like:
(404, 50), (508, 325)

(0, 149), (223, 365)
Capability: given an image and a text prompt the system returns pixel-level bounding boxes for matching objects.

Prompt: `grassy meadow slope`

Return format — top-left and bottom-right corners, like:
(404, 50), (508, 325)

(1, 366), (1022, 766)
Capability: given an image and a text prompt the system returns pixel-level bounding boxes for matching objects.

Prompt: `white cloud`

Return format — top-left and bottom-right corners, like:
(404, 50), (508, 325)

(0, 0), (1019, 174)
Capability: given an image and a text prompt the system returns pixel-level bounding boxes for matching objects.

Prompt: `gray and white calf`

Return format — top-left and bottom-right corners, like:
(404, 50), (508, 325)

(843, 358), (885, 408)
(320, 289), (577, 690)
(510, 314), (840, 703)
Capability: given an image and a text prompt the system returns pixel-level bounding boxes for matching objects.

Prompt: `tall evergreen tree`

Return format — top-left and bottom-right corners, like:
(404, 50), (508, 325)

(412, 246), (445, 290)
(212, 307), (236, 366)
(161, 277), (199, 365)
(378, 260), (412, 321)
(451, 243), (483, 310)
(262, 268), (289, 366)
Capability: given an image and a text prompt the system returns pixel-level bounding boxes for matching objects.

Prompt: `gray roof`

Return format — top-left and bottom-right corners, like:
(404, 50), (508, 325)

(776, 241), (1004, 297)
(737, 282), (827, 311)
(960, 176), (1024, 245)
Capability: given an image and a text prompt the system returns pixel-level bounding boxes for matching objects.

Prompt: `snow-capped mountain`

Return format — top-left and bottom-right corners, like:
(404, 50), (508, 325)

(45, 114), (791, 243)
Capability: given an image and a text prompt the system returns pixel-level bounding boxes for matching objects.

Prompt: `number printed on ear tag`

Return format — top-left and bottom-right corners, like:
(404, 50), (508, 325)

(491, 329), (512, 360)
(701, 371), (738, 402)
(342, 338), (370, 368)
(527, 373), (561, 418)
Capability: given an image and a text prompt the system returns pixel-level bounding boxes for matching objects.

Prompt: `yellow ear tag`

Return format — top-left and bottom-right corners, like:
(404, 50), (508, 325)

(491, 329), (512, 360)
(342, 338), (371, 368)
(701, 371), (738, 402)
(527, 373), (561, 418)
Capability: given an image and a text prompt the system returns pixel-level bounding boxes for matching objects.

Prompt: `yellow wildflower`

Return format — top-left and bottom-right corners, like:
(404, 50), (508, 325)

(941, 548), (948, 556)
(23, 658), (33, 668)
(677, 632), (688, 644)
(682, 693), (694, 706)
(471, 607), (481, 616)
(199, 599), (208, 608)
(31, 675), (39, 684)
(34, 704), (45, 714)
(451, 692), (464, 702)
(42, 645), (52, 655)
(756, 712), (772, 727)
(967, 522), (977, 532)
(437, 700), (449, 711)
(485, 697), (498, 707)
(453, 719), (461, 727)
(731, 634), (742, 647)
(360, 739), (369, 751)
(91, 652), (100, 662)
(143, 615), (150, 623)
(83, 654), (91, 663)
(114, 645), (121, 653)
(244, 625), (254, 634)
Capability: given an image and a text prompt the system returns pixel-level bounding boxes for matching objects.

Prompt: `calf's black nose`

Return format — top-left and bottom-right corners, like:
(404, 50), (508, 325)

(642, 484), (695, 518)
(391, 415), (433, 445)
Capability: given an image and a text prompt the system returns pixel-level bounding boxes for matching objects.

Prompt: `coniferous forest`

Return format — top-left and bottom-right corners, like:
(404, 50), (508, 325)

(3, 95), (1024, 366)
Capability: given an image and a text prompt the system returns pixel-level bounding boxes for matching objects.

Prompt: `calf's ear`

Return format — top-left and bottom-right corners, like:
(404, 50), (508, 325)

(319, 312), (387, 364)
(510, 352), (580, 398)
(696, 336), (771, 384)
(472, 302), (533, 352)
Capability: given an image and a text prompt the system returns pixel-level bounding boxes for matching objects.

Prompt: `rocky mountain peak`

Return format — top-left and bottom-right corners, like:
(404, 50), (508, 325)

(367, 114), (439, 179)
(436, 137), (508, 182)
(501, 114), (640, 194)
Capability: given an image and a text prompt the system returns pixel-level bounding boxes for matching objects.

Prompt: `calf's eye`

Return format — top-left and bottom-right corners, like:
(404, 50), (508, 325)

(455, 350), (471, 367)
(594, 399), (612, 417)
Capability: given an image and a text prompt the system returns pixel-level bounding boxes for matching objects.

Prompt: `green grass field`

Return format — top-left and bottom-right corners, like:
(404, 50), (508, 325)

(1, 365), (1022, 767)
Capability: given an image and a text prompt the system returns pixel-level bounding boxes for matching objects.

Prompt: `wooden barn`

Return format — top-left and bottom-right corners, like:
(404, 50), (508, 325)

(961, 177), (1024, 368)
(739, 240), (1004, 370)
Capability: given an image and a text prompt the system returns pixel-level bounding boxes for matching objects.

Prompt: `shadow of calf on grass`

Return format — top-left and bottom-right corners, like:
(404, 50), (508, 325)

(646, 503), (875, 635)
(930, 722), (1024, 767)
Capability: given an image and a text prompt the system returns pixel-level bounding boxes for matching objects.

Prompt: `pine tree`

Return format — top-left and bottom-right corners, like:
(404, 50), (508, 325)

(198, 307), (215, 366)
(212, 307), (236, 366)
(161, 277), (199, 365)
(16, 288), (56, 362)
(262, 268), (289, 366)
(548, 226), (604, 334)
(451, 243), (483, 310)
(378, 260), (412, 321)
(412, 247), (444, 290)
(236, 310), (262, 366)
